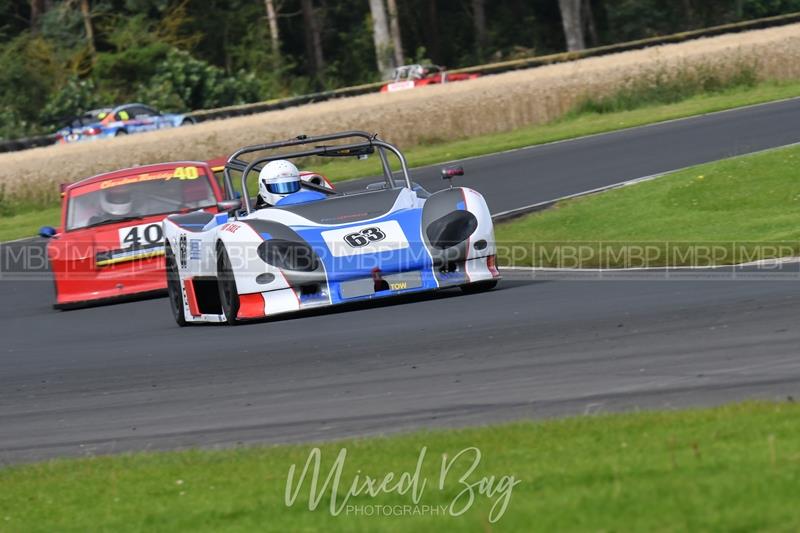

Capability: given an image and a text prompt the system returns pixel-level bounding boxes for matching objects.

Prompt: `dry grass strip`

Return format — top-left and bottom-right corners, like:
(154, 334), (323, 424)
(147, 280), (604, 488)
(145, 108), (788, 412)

(2, 23), (800, 207)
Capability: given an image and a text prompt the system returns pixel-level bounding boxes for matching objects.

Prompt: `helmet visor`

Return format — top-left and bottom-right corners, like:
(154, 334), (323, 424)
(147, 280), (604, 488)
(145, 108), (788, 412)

(106, 189), (131, 204)
(267, 181), (301, 195)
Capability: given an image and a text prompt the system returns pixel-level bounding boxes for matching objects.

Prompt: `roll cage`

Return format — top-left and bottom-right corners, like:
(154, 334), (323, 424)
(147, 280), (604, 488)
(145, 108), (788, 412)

(222, 131), (412, 215)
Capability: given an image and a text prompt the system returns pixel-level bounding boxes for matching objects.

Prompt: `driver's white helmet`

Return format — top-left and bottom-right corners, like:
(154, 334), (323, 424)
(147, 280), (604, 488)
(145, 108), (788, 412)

(258, 160), (301, 206)
(100, 187), (133, 216)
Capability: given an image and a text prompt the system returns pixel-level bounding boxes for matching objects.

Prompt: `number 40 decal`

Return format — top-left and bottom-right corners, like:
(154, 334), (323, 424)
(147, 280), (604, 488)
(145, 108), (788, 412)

(172, 166), (200, 180)
(121, 223), (164, 248)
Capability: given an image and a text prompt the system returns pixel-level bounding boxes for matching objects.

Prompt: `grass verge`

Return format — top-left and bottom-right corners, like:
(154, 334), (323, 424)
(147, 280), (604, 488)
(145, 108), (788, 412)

(0, 205), (61, 242)
(494, 141), (800, 268)
(1, 401), (799, 532)
(1, 80), (799, 243)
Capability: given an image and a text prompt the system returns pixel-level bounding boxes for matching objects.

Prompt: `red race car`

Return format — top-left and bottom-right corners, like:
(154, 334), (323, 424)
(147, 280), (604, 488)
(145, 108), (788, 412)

(40, 161), (227, 309)
(380, 64), (479, 93)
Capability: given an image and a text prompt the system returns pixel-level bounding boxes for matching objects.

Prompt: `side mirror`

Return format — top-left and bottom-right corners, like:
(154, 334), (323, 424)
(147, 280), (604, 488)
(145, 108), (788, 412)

(217, 199), (241, 214)
(441, 166), (464, 187)
(39, 226), (57, 238)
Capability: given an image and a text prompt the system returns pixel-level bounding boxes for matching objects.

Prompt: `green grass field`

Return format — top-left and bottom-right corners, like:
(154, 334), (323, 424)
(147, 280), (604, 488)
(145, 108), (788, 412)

(0, 205), (61, 242)
(494, 142), (800, 268)
(2, 401), (799, 532)
(1, 80), (799, 243)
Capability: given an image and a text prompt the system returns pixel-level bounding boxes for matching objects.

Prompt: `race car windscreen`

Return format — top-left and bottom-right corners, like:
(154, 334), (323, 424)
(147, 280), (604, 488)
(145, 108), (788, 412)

(67, 109), (111, 128)
(66, 166), (217, 231)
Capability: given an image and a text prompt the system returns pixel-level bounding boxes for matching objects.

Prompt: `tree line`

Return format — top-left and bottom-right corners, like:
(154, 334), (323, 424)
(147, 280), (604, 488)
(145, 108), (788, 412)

(1, 0), (799, 140)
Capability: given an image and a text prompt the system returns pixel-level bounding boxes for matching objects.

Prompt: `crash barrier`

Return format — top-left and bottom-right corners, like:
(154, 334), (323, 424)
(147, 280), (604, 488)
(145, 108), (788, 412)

(2, 10), (799, 154)
(0, 133), (58, 153)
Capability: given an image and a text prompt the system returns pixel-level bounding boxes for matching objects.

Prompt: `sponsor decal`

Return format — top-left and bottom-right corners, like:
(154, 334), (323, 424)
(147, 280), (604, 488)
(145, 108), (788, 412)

(189, 239), (201, 261)
(179, 234), (187, 269)
(70, 167), (208, 196)
(99, 166), (202, 190)
(339, 271), (423, 299)
(220, 223), (240, 234)
(320, 212), (372, 223)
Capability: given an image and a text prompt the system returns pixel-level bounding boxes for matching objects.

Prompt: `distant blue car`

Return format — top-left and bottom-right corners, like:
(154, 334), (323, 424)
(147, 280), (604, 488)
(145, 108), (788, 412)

(55, 103), (194, 144)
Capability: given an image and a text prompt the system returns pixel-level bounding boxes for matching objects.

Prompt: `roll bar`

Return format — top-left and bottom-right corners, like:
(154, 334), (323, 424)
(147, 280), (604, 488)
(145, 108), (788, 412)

(222, 131), (412, 215)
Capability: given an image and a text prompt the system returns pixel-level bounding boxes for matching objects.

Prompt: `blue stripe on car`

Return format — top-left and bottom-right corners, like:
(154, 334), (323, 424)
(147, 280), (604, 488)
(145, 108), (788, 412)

(293, 207), (437, 304)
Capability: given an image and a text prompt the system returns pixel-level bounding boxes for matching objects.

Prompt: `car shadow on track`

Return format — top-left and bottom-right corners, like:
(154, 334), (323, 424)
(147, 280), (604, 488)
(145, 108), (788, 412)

(44, 275), (544, 320)
(234, 277), (546, 326)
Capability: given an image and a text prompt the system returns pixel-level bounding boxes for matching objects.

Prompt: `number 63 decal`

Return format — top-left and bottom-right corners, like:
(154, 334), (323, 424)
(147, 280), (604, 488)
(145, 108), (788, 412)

(344, 227), (386, 248)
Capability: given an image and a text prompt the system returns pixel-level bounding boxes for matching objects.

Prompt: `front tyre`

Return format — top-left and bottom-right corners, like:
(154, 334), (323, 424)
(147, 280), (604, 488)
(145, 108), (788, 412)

(217, 243), (240, 325)
(460, 279), (498, 295)
(165, 244), (187, 327)
(114, 129), (127, 137)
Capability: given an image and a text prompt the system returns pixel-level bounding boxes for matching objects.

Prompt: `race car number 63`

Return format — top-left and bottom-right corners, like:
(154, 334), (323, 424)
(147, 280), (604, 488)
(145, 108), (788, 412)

(344, 227), (385, 248)
(120, 223), (164, 248)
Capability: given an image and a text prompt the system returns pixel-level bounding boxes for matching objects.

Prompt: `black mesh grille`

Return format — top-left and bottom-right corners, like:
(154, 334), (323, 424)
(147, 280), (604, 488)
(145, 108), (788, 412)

(257, 239), (319, 272)
(425, 211), (478, 249)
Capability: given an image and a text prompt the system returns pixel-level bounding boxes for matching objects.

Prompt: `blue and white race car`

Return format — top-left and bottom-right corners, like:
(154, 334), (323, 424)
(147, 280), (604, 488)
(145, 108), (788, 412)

(162, 131), (499, 325)
(56, 104), (194, 144)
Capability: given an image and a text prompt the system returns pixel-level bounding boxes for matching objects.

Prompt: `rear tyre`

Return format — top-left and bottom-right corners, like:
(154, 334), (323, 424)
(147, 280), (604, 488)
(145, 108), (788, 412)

(180, 118), (195, 126)
(217, 243), (240, 325)
(460, 279), (498, 295)
(165, 244), (187, 327)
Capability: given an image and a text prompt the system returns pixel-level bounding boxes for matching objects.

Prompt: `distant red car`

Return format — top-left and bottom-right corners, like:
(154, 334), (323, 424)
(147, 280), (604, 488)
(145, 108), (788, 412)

(40, 161), (227, 309)
(380, 64), (479, 93)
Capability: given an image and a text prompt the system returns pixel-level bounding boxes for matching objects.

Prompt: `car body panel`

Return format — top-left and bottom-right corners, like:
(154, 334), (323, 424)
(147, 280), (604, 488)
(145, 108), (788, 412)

(164, 184), (498, 323)
(47, 161), (226, 308)
(380, 64), (480, 93)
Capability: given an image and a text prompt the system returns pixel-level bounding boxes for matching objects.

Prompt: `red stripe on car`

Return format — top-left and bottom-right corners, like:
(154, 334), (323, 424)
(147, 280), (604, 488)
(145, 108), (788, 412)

(184, 279), (201, 317)
(487, 255), (500, 278)
(238, 293), (266, 319)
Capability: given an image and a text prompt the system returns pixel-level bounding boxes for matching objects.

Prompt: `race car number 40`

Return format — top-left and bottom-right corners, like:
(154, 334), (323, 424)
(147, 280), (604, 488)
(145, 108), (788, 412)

(322, 220), (408, 257)
(119, 222), (164, 248)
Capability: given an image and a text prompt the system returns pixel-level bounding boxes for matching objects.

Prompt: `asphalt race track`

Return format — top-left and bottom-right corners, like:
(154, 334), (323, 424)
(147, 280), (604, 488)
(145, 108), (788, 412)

(2, 99), (800, 463)
(339, 96), (800, 211)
